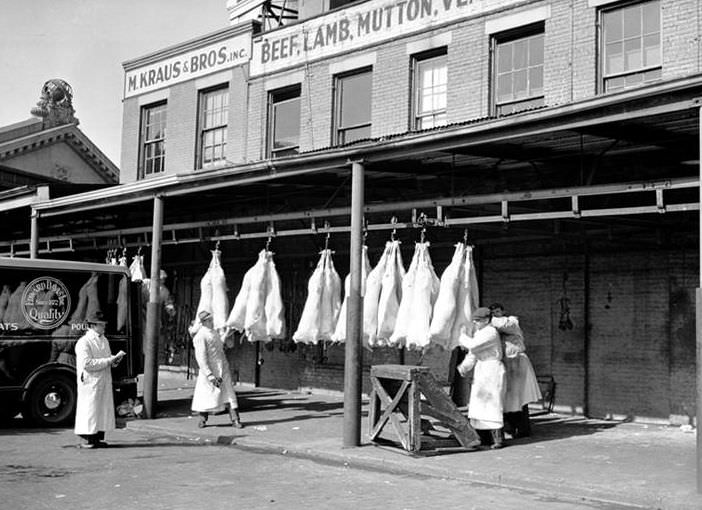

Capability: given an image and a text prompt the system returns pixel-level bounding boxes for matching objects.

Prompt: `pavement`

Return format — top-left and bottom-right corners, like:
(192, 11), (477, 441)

(125, 367), (702, 510)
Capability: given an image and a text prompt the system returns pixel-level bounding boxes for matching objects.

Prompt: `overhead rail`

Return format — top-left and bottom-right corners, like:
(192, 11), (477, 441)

(7, 176), (698, 256)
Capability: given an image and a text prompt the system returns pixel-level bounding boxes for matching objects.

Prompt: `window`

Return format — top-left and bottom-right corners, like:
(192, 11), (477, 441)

(268, 85), (301, 158)
(412, 50), (448, 130)
(139, 102), (166, 179)
(601, 0), (661, 93)
(334, 68), (372, 145)
(198, 86), (229, 168)
(492, 26), (544, 116)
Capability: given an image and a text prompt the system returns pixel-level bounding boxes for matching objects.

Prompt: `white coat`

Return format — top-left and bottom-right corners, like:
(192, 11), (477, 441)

(74, 329), (116, 435)
(191, 325), (238, 413)
(458, 324), (505, 429)
(491, 316), (542, 412)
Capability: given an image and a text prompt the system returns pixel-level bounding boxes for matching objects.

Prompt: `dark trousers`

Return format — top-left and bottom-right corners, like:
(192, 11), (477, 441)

(79, 431), (105, 444)
(504, 405), (532, 437)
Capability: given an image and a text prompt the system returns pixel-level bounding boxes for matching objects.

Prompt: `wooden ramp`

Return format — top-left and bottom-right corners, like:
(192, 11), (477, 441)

(369, 364), (481, 456)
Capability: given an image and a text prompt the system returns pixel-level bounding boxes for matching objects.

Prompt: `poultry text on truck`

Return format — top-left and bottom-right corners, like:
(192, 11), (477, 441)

(21, 277), (71, 330)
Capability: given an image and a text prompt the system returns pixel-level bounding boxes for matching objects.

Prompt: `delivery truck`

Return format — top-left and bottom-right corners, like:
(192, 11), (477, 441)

(0, 257), (143, 426)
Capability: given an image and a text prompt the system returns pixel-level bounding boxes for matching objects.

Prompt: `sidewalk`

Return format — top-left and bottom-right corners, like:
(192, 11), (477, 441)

(126, 368), (701, 510)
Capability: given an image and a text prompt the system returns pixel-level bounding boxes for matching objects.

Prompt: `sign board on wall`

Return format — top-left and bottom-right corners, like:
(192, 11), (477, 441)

(250, 0), (522, 76)
(124, 33), (251, 98)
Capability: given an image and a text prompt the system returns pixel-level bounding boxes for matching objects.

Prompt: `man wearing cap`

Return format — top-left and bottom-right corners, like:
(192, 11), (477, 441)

(457, 307), (506, 449)
(191, 310), (242, 429)
(489, 302), (542, 438)
(74, 311), (125, 448)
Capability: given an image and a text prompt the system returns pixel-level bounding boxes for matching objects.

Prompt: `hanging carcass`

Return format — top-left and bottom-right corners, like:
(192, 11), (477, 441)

(332, 246), (371, 343)
(293, 249), (341, 344)
(389, 241), (440, 350)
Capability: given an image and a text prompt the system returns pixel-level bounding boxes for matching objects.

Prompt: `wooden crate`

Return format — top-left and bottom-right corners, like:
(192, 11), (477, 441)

(369, 364), (481, 455)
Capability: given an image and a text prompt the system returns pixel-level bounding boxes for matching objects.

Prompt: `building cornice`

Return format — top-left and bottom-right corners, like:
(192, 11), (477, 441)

(0, 124), (119, 183)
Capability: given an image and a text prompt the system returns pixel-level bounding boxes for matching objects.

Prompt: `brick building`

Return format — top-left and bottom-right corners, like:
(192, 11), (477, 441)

(25, 0), (702, 424)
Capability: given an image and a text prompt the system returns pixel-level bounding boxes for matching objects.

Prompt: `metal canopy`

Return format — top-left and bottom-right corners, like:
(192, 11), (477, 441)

(10, 75), (702, 259)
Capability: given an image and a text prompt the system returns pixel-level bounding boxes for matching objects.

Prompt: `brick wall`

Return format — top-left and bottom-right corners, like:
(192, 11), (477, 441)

(179, 241), (696, 422)
(120, 98), (140, 183)
(165, 81), (198, 175)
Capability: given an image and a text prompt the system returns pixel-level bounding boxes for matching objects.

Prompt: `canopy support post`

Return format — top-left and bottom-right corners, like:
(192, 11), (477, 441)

(344, 160), (364, 447)
(144, 194), (164, 419)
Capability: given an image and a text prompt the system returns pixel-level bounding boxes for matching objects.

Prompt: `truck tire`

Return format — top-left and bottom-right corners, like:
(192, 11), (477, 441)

(24, 373), (76, 427)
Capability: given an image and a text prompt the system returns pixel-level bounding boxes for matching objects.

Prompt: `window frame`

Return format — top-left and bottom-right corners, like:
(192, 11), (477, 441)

(598, 0), (662, 94)
(138, 101), (167, 180)
(267, 84), (302, 159)
(490, 22), (545, 117)
(332, 67), (373, 146)
(410, 48), (448, 131)
(196, 85), (229, 170)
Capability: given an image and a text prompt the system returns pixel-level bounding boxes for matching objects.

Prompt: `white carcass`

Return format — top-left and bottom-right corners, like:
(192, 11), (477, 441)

(292, 249), (341, 344)
(331, 246), (371, 343)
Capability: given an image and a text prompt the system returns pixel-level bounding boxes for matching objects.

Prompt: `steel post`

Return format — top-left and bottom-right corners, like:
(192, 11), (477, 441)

(143, 195), (164, 419)
(697, 106), (702, 493)
(344, 161), (364, 447)
(30, 210), (39, 259)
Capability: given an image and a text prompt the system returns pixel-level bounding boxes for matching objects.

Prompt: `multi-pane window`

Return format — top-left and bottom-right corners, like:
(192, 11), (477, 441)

(139, 102), (167, 179)
(412, 51), (448, 130)
(601, 0), (661, 93)
(198, 86), (229, 168)
(268, 85), (301, 158)
(334, 68), (372, 145)
(493, 27), (544, 116)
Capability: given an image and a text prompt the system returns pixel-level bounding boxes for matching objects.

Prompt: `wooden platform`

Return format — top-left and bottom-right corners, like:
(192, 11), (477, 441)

(369, 364), (481, 456)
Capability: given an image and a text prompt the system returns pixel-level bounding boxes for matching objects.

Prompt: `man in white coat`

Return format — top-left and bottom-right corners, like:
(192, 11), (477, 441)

(74, 311), (125, 448)
(191, 310), (242, 429)
(489, 302), (542, 438)
(458, 307), (506, 449)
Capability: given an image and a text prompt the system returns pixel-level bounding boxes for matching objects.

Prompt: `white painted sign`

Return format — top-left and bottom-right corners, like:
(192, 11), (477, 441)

(251, 0), (523, 76)
(124, 33), (251, 98)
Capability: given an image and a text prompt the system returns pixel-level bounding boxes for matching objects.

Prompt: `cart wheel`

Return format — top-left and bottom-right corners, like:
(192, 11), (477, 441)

(24, 373), (76, 427)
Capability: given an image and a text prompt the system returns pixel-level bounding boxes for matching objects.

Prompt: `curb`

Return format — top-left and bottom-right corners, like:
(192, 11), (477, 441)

(126, 419), (666, 510)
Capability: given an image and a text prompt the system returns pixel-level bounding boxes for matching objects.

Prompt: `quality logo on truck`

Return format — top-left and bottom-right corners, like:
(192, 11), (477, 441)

(21, 277), (71, 330)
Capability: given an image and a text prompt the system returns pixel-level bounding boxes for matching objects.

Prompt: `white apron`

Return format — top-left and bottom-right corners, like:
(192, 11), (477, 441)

(191, 326), (238, 413)
(74, 329), (116, 435)
(458, 325), (505, 429)
(491, 316), (542, 412)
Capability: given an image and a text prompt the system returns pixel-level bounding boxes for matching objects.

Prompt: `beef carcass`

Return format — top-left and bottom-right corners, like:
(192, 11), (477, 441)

(332, 246), (371, 343)
(363, 242), (391, 347)
(227, 250), (286, 343)
(264, 251), (286, 340)
(208, 250), (229, 332)
(388, 243), (422, 347)
(319, 249), (341, 341)
(243, 250), (269, 341)
(449, 245), (479, 344)
(292, 251), (326, 344)
(129, 255), (146, 282)
(3, 281), (28, 328)
(429, 243), (466, 349)
(0, 285), (11, 320)
(404, 243), (440, 350)
(293, 249), (341, 344)
(84, 273), (101, 320)
(375, 241), (405, 346)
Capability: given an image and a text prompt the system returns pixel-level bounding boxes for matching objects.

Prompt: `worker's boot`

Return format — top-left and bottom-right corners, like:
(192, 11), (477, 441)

(517, 405), (532, 438)
(230, 408), (244, 429)
(490, 429), (504, 449)
(198, 412), (208, 428)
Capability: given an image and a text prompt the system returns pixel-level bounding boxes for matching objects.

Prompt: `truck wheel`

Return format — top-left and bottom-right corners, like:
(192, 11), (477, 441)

(24, 373), (76, 427)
